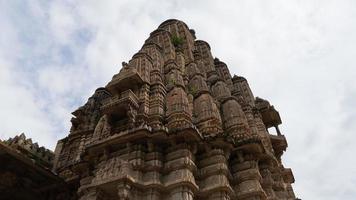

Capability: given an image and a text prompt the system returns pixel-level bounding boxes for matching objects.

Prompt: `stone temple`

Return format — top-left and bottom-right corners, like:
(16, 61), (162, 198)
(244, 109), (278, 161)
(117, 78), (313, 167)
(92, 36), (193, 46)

(0, 19), (296, 200)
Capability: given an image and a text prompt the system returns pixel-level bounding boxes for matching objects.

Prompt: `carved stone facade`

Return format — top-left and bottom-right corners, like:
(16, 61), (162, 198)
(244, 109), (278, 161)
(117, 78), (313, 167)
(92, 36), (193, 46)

(1, 19), (296, 200)
(52, 19), (296, 200)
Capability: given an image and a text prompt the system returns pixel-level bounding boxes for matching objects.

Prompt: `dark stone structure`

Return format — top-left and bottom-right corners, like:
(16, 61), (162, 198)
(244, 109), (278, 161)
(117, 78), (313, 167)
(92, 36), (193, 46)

(0, 133), (71, 199)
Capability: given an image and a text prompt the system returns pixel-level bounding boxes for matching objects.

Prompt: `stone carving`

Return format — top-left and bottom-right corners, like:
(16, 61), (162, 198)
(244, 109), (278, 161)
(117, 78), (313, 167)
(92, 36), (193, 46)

(70, 88), (110, 134)
(166, 87), (192, 130)
(92, 157), (133, 185)
(211, 81), (231, 101)
(193, 94), (223, 137)
(92, 114), (111, 141)
(0, 18), (300, 200)
(0, 19), (297, 200)
(221, 99), (250, 137)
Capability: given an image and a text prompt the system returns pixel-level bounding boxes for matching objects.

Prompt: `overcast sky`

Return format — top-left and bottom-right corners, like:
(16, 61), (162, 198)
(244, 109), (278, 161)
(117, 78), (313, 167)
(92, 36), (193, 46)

(1, 0), (355, 199)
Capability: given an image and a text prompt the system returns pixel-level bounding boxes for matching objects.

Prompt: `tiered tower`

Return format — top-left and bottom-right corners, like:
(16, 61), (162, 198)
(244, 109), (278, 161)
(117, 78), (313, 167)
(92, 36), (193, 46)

(53, 19), (296, 200)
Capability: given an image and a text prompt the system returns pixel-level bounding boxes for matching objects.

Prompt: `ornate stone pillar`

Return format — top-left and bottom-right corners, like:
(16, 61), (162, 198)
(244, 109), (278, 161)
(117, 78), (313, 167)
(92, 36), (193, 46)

(128, 144), (145, 169)
(144, 188), (161, 200)
(253, 110), (275, 154)
(259, 162), (276, 200)
(271, 168), (295, 200)
(148, 81), (166, 128)
(144, 146), (163, 200)
(231, 76), (255, 107)
(231, 153), (266, 200)
(164, 145), (197, 200)
(198, 148), (233, 200)
(169, 186), (194, 200)
(242, 105), (259, 136)
(137, 83), (150, 125)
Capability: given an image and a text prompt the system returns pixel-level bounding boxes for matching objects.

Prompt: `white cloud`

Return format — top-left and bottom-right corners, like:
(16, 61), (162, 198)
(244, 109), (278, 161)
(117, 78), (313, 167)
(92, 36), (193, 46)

(0, 0), (356, 199)
(0, 54), (58, 148)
